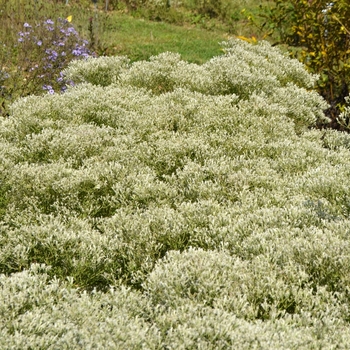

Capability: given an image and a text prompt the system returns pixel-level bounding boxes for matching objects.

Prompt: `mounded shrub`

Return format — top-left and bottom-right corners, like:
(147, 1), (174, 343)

(2, 39), (350, 347)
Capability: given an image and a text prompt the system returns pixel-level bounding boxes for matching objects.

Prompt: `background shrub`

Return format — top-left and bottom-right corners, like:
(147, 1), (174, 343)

(255, 0), (350, 128)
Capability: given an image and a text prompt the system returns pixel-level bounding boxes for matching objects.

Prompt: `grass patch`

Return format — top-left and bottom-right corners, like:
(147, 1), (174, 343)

(97, 13), (227, 63)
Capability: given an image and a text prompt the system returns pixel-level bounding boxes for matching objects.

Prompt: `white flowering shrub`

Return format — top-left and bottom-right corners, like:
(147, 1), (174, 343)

(0, 265), (161, 348)
(2, 39), (350, 347)
(63, 39), (328, 132)
(62, 56), (130, 87)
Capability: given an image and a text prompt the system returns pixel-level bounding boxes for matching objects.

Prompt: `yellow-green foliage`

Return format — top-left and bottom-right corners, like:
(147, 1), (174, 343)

(338, 95), (350, 130)
(113, 0), (240, 20)
(258, 0), (350, 125)
(3, 39), (350, 347)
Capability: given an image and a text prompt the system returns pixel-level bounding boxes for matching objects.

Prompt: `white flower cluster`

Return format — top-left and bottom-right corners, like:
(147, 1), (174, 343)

(2, 39), (350, 347)
(63, 39), (329, 131)
(62, 55), (130, 87)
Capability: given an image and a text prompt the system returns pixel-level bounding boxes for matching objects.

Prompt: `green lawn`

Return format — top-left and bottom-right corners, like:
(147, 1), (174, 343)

(96, 13), (227, 63)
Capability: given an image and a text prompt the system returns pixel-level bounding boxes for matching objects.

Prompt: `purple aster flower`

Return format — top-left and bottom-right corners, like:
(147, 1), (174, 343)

(72, 49), (81, 56)
(23, 23), (31, 28)
(37, 40), (42, 46)
(43, 84), (55, 94)
(67, 27), (78, 35)
(45, 19), (54, 25)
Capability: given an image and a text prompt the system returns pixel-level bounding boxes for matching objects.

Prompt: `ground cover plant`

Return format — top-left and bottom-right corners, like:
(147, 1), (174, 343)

(3, 36), (350, 347)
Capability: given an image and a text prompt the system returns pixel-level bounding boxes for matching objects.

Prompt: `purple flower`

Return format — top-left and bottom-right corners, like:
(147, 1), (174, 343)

(14, 17), (92, 98)
(43, 84), (55, 94)
(44, 49), (59, 62)
(67, 27), (78, 35)
(72, 49), (82, 56)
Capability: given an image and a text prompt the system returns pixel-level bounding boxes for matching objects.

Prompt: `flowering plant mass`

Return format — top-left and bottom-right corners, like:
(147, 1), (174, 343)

(16, 17), (92, 95)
